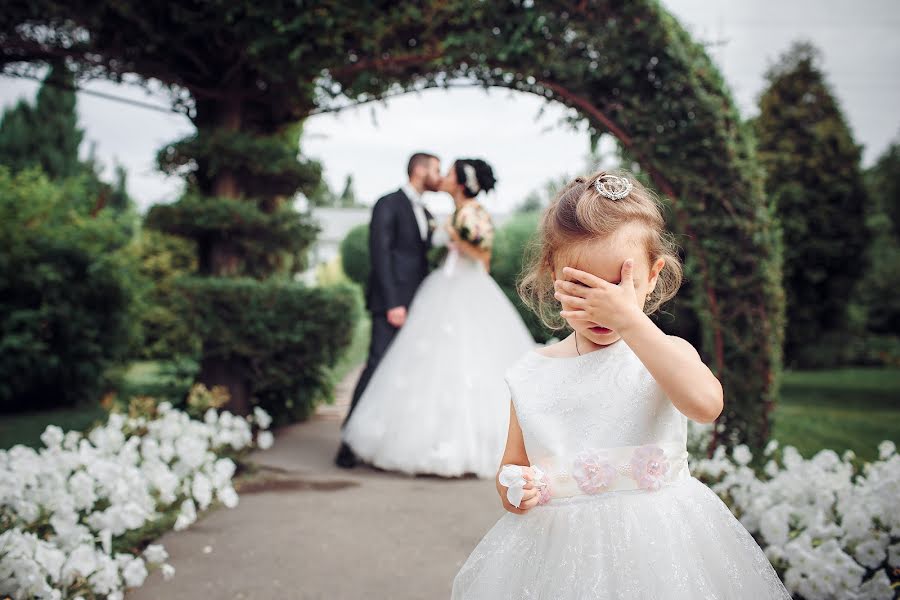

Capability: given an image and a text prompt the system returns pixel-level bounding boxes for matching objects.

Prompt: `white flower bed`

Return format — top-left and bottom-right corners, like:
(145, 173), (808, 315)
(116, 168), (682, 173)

(0, 402), (273, 599)
(689, 423), (899, 600)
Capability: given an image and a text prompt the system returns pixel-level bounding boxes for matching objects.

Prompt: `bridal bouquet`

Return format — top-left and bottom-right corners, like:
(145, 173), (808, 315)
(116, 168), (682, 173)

(0, 397), (273, 599)
(452, 202), (494, 251)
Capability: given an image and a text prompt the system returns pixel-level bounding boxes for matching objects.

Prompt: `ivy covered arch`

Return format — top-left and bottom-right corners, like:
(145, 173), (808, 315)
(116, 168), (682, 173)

(2, 0), (782, 449)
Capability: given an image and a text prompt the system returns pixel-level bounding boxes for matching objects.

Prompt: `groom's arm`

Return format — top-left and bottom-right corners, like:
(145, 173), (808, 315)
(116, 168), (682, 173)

(369, 198), (399, 311)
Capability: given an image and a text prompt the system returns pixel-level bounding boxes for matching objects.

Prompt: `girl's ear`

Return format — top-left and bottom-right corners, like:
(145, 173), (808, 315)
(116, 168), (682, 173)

(647, 257), (665, 291)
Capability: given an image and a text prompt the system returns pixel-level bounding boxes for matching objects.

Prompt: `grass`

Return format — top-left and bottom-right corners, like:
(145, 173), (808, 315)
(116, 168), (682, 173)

(772, 368), (900, 463)
(326, 311), (371, 390)
(0, 403), (108, 450)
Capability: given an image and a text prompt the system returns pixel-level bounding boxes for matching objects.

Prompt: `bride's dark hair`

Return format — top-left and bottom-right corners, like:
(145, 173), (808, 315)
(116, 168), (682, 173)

(454, 158), (496, 198)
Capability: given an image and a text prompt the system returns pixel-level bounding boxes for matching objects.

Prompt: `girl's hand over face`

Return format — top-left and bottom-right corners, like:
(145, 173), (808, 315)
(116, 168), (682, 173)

(553, 259), (643, 332)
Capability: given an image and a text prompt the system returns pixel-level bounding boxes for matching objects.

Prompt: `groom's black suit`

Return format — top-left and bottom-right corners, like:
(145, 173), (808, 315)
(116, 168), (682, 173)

(343, 188), (434, 429)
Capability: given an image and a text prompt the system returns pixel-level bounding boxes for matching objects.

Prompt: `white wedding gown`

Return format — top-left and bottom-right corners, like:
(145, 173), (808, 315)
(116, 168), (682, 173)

(452, 339), (791, 599)
(342, 247), (536, 478)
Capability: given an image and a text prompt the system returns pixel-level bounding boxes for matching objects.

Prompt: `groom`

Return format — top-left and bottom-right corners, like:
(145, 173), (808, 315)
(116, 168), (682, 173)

(335, 152), (442, 468)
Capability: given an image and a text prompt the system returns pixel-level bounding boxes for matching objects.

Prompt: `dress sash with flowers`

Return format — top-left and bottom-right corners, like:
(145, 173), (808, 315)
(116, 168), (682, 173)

(500, 442), (690, 507)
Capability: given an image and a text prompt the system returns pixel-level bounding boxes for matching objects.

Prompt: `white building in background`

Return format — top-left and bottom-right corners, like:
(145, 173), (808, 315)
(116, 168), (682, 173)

(307, 206), (370, 268)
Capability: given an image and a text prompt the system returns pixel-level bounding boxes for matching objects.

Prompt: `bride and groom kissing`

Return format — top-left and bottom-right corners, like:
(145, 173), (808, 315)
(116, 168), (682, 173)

(334, 152), (535, 475)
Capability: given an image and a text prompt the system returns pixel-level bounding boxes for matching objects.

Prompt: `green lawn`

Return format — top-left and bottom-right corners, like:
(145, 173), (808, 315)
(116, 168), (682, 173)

(327, 312), (371, 388)
(772, 368), (900, 463)
(0, 403), (107, 450)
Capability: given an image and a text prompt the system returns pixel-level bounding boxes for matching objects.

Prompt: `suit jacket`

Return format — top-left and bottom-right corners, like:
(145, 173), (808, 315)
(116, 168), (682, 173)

(366, 188), (434, 313)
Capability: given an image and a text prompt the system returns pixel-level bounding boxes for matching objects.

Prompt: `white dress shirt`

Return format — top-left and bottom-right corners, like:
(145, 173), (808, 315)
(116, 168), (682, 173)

(402, 183), (429, 240)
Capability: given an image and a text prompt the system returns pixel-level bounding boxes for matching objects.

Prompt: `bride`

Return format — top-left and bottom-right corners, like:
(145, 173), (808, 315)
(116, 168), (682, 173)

(341, 158), (536, 478)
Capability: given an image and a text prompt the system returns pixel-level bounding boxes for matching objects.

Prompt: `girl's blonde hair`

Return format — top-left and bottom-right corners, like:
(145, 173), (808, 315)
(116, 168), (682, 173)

(518, 169), (683, 330)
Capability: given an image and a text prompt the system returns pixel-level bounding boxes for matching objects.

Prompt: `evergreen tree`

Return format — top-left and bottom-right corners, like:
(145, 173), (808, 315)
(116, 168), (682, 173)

(866, 139), (900, 239)
(0, 63), (84, 179)
(755, 41), (869, 368)
(338, 174), (359, 208)
(855, 140), (900, 352)
(306, 176), (338, 208)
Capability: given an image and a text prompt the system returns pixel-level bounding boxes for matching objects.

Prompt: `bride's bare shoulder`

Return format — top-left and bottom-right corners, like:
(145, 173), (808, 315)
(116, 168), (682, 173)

(534, 336), (574, 358)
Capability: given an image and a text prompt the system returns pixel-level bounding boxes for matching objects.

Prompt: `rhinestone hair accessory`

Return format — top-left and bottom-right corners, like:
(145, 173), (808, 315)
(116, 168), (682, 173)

(594, 174), (633, 200)
(462, 163), (481, 195)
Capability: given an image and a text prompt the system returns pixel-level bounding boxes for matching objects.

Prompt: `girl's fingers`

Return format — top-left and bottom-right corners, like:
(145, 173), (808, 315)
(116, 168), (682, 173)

(554, 279), (591, 297)
(561, 267), (608, 289)
(520, 489), (539, 503)
(554, 292), (587, 309)
(520, 495), (540, 510)
(560, 309), (590, 320)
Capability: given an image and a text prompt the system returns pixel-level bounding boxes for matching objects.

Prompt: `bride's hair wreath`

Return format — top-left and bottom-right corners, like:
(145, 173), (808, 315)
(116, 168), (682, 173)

(454, 159), (497, 198)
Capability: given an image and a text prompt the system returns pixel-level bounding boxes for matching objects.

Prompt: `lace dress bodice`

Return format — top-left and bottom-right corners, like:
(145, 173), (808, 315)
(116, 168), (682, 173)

(505, 339), (688, 493)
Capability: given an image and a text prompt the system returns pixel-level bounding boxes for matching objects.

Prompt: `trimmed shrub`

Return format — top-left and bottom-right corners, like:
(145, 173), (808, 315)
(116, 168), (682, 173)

(0, 168), (141, 412)
(175, 277), (362, 424)
(340, 223), (369, 288)
(490, 211), (555, 342)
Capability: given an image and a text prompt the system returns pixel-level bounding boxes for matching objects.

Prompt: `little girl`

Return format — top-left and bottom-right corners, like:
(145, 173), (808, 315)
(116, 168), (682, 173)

(451, 172), (790, 598)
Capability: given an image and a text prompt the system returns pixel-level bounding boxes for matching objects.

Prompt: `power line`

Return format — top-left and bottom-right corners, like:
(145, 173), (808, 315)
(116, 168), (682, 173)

(0, 71), (185, 115)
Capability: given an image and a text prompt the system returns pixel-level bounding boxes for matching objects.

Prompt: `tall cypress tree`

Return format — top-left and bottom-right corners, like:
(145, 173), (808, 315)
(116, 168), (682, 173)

(755, 42), (869, 368)
(0, 63), (84, 178)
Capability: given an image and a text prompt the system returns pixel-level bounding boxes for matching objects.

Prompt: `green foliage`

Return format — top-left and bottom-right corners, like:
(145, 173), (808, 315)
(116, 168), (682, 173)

(157, 128), (322, 198)
(175, 278), (362, 424)
(842, 139), (900, 366)
(145, 194), (319, 278)
(113, 358), (200, 406)
(0, 64), (84, 179)
(340, 224), (370, 288)
(490, 212), (555, 342)
(0, 168), (141, 412)
(132, 229), (200, 360)
(867, 141), (900, 239)
(755, 42), (869, 369)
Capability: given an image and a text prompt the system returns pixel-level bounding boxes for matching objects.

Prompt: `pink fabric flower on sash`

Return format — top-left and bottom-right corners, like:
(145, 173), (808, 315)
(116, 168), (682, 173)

(572, 450), (617, 494)
(629, 445), (670, 491)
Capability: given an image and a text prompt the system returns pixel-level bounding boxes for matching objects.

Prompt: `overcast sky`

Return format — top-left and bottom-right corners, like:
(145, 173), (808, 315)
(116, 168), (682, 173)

(1, 0), (897, 214)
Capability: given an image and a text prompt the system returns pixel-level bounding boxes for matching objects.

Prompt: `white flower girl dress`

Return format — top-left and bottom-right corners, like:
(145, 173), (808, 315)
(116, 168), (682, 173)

(452, 338), (791, 598)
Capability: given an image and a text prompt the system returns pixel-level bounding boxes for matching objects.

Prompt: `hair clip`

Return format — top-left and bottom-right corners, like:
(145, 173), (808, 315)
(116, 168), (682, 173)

(462, 163), (480, 194)
(595, 174), (633, 200)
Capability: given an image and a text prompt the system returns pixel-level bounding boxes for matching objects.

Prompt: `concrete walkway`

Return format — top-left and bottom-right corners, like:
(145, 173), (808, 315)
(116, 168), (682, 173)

(129, 366), (504, 600)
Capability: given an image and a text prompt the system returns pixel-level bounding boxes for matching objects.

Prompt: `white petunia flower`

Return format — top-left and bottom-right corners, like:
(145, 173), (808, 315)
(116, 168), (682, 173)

(143, 544), (169, 565)
(174, 498), (197, 531)
(854, 539), (887, 569)
(61, 544), (98, 583)
(40, 425), (65, 449)
(218, 485), (239, 509)
(256, 431), (274, 450)
(253, 406), (273, 430)
(191, 473), (213, 510)
(121, 555), (148, 588)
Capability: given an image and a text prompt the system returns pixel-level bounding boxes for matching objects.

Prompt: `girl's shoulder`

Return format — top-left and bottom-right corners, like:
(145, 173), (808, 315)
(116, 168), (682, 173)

(533, 338), (575, 358)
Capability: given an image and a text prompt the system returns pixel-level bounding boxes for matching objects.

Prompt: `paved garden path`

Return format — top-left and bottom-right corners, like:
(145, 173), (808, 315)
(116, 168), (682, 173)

(129, 366), (503, 600)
